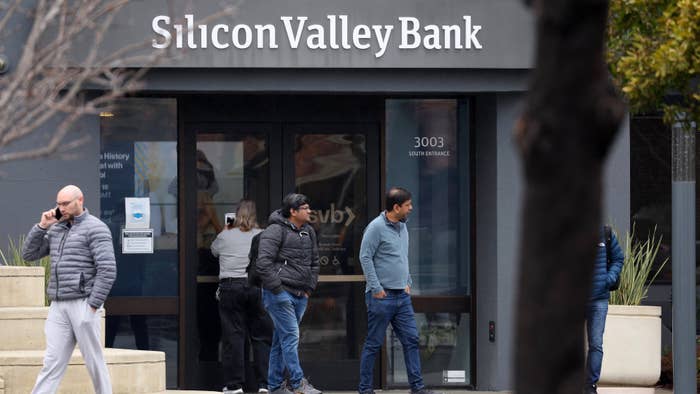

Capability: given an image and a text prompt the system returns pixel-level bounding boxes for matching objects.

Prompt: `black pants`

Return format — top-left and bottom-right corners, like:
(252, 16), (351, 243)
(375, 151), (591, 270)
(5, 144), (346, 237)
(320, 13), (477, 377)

(219, 278), (273, 390)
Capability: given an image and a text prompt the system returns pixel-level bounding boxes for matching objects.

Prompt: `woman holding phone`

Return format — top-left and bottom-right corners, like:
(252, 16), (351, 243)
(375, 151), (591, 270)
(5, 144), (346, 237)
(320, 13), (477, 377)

(211, 199), (272, 394)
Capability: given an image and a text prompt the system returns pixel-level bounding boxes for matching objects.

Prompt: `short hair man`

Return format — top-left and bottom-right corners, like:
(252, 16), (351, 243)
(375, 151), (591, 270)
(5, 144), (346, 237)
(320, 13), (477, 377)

(584, 226), (624, 394)
(358, 187), (438, 394)
(22, 185), (117, 394)
(256, 193), (321, 394)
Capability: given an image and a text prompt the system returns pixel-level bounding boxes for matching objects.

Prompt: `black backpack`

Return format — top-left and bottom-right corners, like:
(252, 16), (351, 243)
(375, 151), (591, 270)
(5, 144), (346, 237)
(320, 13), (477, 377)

(247, 227), (287, 287)
(604, 225), (621, 291)
(246, 225), (317, 287)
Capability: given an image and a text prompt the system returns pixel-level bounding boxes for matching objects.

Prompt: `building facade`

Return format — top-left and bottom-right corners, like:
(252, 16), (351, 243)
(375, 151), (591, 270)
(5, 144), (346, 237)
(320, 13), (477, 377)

(0, 0), (631, 390)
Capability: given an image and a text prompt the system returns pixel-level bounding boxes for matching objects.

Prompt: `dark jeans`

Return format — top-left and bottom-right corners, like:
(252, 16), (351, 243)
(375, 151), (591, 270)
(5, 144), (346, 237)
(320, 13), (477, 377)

(585, 299), (608, 386)
(359, 290), (424, 393)
(219, 278), (273, 390)
(262, 289), (308, 390)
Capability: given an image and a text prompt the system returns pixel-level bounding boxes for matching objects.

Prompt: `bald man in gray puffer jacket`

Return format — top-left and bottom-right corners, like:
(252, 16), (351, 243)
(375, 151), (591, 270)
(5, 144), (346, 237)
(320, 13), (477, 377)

(22, 185), (116, 394)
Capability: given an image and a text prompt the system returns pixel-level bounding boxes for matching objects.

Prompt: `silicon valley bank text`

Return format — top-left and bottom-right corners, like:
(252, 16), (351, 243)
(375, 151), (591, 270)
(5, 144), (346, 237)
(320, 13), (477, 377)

(152, 14), (483, 58)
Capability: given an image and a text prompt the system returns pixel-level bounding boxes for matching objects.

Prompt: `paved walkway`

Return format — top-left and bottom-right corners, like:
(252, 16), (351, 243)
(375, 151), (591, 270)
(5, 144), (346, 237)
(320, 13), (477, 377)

(159, 388), (674, 394)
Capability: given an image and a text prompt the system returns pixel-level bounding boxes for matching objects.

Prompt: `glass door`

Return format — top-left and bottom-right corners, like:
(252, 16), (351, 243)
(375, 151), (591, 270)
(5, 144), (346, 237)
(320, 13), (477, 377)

(284, 124), (380, 389)
(184, 124), (280, 390)
(183, 122), (379, 390)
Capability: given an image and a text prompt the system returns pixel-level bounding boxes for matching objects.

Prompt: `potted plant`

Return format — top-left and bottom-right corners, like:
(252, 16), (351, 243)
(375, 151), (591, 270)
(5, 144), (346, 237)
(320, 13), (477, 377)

(598, 226), (667, 386)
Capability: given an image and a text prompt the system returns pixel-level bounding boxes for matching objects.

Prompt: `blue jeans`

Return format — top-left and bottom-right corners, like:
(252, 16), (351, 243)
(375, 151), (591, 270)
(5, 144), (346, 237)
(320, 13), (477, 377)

(585, 299), (608, 385)
(262, 289), (308, 390)
(359, 290), (424, 393)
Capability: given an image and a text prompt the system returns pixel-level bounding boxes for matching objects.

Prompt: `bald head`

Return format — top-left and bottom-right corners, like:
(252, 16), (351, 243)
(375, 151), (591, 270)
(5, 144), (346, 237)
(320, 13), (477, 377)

(56, 185), (84, 219)
(58, 185), (83, 200)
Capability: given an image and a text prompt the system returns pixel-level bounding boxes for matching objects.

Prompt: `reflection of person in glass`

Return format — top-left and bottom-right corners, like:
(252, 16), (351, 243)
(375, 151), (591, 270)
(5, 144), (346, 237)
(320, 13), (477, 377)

(358, 187), (439, 394)
(212, 200), (272, 394)
(172, 149), (224, 362)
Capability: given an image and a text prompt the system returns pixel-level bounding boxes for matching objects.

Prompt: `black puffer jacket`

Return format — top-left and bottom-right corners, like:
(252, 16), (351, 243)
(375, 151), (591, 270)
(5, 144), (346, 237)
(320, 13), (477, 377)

(256, 209), (320, 296)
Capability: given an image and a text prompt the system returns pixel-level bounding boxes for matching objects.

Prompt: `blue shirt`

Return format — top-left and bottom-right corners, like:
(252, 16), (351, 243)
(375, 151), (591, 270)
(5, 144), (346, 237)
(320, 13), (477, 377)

(359, 211), (413, 294)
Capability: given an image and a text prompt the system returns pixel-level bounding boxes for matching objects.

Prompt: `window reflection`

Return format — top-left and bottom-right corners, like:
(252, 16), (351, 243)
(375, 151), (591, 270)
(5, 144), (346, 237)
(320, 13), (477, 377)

(630, 115), (673, 282)
(387, 313), (471, 386)
(107, 315), (179, 388)
(100, 98), (179, 296)
(385, 99), (467, 296)
(295, 133), (367, 275)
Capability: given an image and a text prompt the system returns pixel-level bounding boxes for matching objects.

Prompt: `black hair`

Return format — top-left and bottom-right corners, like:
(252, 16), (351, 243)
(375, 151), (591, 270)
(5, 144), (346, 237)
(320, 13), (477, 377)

(385, 187), (411, 212)
(281, 193), (310, 218)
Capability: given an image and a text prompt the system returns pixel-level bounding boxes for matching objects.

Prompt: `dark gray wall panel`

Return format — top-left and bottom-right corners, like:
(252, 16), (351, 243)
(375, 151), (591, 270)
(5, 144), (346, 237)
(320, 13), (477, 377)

(0, 116), (100, 254)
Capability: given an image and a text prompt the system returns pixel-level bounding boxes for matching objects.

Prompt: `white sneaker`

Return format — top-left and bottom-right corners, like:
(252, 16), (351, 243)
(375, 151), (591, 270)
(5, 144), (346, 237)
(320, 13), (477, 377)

(259, 389), (270, 394)
(223, 387), (244, 394)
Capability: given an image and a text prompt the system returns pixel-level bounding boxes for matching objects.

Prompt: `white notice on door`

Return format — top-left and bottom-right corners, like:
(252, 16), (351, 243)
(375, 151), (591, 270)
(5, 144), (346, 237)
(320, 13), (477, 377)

(443, 370), (466, 383)
(122, 229), (154, 254)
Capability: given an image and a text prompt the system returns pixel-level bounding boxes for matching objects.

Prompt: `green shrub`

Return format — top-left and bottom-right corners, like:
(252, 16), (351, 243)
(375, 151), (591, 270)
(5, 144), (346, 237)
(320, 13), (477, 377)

(0, 235), (51, 306)
(609, 225), (668, 306)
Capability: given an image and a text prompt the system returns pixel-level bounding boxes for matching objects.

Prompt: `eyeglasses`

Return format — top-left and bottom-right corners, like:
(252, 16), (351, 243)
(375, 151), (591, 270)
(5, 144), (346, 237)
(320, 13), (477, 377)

(56, 198), (76, 208)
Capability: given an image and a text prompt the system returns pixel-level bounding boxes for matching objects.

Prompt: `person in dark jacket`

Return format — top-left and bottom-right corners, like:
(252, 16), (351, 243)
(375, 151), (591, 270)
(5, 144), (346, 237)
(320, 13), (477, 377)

(584, 226), (624, 394)
(22, 185), (116, 394)
(256, 193), (321, 394)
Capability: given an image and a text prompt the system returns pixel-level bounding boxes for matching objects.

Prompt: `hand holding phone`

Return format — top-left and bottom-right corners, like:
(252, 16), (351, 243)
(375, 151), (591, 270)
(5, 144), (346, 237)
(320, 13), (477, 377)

(39, 207), (60, 229)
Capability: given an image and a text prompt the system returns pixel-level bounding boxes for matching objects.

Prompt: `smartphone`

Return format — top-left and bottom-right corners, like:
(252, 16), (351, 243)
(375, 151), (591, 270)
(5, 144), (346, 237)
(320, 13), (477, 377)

(54, 207), (62, 220)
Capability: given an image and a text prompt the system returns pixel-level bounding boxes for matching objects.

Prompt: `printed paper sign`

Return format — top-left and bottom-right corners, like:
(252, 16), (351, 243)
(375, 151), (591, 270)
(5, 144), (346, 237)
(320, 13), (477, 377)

(125, 197), (150, 229)
(122, 229), (154, 254)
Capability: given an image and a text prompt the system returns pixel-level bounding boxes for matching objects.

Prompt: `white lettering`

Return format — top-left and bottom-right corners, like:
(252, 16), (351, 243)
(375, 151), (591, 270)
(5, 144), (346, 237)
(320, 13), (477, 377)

(399, 17), (420, 49)
(150, 14), (483, 53)
(373, 25), (393, 58)
(423, 24), (442, 49)
(198, 25), (208, 48)
(463, 16), (482, 49)
(185, 14), (196, 49)
(282, 16), (307, 48)
(232, 24), (252, 48)
(352, 25), (370, 49)
(255, 24), (278, 49)
(211, 24), (230, 49)
(174, 23), (184, 48)
(307, 24), (327, 49)
(151, 16), (171, 49)
(328, 15), (340, 49)
(339, 15), (351, 49)
(442, 25), (461, 49)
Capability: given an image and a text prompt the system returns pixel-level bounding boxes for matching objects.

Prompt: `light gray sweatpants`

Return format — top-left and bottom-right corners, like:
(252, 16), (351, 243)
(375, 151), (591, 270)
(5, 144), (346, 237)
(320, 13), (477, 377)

(32, 298), (112, 394)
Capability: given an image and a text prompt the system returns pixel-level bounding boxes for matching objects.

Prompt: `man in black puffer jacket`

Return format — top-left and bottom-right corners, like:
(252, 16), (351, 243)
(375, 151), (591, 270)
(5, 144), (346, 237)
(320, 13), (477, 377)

(256, 193), (321, 394)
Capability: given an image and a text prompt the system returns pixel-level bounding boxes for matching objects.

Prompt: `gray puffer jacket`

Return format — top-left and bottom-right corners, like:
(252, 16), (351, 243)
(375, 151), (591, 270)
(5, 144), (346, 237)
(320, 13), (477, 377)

(22, 209), (116, 308)
(256, 209), (320, 296)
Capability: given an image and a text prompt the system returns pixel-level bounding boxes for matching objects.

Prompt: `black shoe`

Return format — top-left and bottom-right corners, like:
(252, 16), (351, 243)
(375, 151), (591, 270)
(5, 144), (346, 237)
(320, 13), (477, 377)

(583, 384), (598, 394)
(411, 388), (443, 394)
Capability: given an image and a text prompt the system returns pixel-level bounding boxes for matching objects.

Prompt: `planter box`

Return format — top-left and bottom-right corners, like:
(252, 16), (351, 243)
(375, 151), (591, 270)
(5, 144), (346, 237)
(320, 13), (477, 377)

(0, 267), (45, 308)
(597, 304), (662, 386)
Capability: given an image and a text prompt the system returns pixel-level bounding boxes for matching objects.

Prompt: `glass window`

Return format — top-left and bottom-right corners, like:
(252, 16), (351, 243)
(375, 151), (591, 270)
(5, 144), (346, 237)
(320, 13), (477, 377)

(294, 133), (367, 275)
(99, 98), (178, 296)
(106, 315), (179, 388)
(385, 99), (469, 296)
(386, 313), (471, 386)
(630, 114), (672, 282)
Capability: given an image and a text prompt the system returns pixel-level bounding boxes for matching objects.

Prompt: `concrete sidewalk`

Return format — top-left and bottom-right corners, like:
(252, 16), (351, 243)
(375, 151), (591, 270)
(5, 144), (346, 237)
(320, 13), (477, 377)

(158, 388), (673, 394)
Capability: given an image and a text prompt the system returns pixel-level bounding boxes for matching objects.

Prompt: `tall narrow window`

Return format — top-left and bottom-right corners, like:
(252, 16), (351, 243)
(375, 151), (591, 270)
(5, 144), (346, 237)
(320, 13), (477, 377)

(99, 98), (179, 388)
(385, 99), (471, 386)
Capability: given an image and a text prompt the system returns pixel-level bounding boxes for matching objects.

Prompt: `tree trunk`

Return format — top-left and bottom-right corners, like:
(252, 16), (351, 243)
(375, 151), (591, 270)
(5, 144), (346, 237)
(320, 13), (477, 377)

(514, 1), (625, 392)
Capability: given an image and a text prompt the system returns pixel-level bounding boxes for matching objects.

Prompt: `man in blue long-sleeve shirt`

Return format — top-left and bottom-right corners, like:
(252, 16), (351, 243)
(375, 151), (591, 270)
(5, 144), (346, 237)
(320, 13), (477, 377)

(357, 187), (438, 394)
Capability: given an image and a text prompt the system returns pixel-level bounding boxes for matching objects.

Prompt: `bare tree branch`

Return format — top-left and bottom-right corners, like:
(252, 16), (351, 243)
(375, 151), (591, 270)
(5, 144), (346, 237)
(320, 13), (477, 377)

(0, 0), (235, 165)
